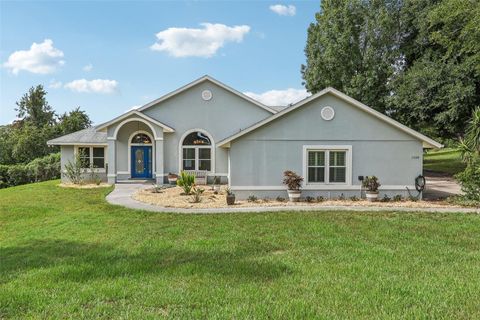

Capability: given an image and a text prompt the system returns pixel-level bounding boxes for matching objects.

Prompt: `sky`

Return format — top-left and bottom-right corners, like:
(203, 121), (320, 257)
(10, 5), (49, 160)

(0, 1), (320, 125)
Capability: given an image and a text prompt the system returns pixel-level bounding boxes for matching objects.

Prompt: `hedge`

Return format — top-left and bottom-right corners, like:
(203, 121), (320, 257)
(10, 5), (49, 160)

(0, 153), (60, 189)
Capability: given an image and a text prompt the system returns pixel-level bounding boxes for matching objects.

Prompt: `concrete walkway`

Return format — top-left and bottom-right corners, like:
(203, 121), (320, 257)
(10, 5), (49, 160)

(106, 183), (479, 214)
(423, 172), (463, 200)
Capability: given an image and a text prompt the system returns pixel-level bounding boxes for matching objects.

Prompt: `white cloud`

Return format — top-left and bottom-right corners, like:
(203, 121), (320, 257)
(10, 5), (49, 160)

(64, 79), (118, 94)
(3, 39), (65, 75)
(269, 4), (296, 16)
(83, 63), (93, 72)
(244, 88), (310, 106)
(49, 80), (63, 89)
(150, 23), (251, 58)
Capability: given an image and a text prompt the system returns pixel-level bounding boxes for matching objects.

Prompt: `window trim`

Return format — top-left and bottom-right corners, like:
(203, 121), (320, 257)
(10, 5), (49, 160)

(74, 145), (107, 172)
(302, 145), (352, 186)
(178, 129), (215, 173)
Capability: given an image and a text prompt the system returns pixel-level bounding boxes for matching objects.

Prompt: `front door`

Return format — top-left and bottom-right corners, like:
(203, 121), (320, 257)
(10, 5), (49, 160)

(131, 146), (152, 178)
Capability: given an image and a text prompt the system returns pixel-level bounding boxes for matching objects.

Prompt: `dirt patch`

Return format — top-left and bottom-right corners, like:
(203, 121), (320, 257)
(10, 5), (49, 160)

(133, 186), (462, 209)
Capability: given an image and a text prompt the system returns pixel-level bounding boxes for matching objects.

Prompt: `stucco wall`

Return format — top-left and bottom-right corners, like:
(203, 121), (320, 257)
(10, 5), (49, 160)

(142, 80), (273, 176)
(60, 145), (107, 183)
(229, 92), (423, 198)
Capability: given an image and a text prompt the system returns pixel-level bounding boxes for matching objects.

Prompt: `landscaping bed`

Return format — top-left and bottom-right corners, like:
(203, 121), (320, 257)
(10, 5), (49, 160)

(133, 185), (463, 209)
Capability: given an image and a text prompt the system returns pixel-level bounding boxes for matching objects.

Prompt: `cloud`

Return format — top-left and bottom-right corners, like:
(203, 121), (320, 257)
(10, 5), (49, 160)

(269, 4), (296, 16)
(244, 88), (310, 106)
(3, 39), (65, 75)
(83, 64), (93, 72)
(150, 23), (250, 58)
(49, 80), (63, 89)
(64, 79), (118, 94)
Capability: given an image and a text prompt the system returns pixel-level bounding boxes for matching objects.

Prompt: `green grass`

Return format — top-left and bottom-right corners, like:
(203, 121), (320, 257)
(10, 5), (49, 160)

(1, 181), (480, 319)
(424, 148), (466, 175)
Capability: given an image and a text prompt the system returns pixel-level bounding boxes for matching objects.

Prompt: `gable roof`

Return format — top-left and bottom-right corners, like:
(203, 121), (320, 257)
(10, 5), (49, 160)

(137, 75), (277, 114)
(217, 87), (443, 149)
(95, 110), (175, 133)
(47, 127), (107, 145)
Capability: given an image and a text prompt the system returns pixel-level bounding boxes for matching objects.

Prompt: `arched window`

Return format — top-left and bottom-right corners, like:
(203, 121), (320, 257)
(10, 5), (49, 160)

(131, 133), (152, 144)
(181, 131), (212, 171)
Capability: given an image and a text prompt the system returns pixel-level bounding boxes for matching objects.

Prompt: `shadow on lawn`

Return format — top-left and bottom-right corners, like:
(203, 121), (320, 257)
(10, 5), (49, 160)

(0, 239), (292, 283)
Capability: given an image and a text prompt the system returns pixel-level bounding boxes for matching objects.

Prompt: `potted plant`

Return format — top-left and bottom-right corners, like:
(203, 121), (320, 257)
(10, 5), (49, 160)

(283, 170), (303, 202)
(167, 173), (178, 185)
(363, 176), (381, 201)
(225, 187), (235, 205)
(212, 176), (221, 193)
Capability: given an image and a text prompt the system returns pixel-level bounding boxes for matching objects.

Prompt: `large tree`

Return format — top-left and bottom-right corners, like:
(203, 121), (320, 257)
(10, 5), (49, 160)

(301, 0), (402, 113)
(0, 86), (92, 165)
(302, 0), (480, 140)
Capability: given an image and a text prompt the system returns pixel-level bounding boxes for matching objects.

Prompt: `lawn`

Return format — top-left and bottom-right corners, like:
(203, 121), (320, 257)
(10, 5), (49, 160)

(424, 148), (466, 175)
(1, 181), (480, 319)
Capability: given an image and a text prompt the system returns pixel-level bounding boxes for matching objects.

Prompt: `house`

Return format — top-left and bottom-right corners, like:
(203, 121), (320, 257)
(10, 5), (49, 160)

(48, 75), (442, 199)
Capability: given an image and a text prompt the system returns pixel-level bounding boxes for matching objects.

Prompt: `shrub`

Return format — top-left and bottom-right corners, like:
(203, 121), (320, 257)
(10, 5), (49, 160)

(316, 196), (325, 202)
(393, 195), (403, 202)
(305, 196), (315, 202)
(282, 170), (303, 190)
(0, 153), (60, 188)
(338, 193), (346, 200)
(455, 158), (480, 202)
(64, 153), (84, 185)
(381, 194), (391, 202)
(247, 195), (258, 202)
(177, 171), (195, 195)
(190, 187), (205, 203)
(276, 196), (286, 202)
(362, 176), (381, 192)
(350, 195), (360, 201)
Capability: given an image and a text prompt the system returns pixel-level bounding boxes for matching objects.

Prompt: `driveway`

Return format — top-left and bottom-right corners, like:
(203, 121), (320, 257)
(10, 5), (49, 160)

(423, 171), (463, 200)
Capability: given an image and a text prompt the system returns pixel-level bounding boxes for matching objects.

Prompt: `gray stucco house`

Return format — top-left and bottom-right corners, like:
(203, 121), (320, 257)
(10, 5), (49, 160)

(48, 75), (442, 199)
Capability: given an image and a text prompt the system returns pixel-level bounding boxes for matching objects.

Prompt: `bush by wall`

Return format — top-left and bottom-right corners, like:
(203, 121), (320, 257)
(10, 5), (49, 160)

(0, 153), (60, 189)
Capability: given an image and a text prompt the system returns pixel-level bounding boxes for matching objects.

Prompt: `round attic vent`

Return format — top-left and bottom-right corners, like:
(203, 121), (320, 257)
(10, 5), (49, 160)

(321, 106), (335, 121)
(202, 90), (212, 101)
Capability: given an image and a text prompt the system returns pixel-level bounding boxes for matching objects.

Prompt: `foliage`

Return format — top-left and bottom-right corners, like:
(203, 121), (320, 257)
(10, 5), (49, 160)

(302, 0), (480, 140)
(190, 186), (205, 203)
(338, 193), (346, 201)
(350, 195), (360, 202)
(282, 170), (303, 190)
(276, 196), (286, 202)
(316, 196), (325, 202)
(305, 196), (315, 203)
(455, 108), (480, 203)
(0, 153), (60, 188)
(88, 165), (102, 185)
(393, 195), (403, 202)
(177, 171), (195, 195)
(1, 85), (91, 165)
(225, 187), (234, 196)
(247, 195), (258, 202)
(362, 176), (381, 192)
(64, 153), (84, 185)
(381, 194), (391, 202)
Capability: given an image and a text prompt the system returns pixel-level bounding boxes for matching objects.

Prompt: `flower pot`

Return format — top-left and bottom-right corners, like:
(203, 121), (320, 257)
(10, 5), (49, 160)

(366, 191), (379, 202)
(168, 178), (177, 185)
(226, 194), (235, 205)
(287, 190), (301, 202)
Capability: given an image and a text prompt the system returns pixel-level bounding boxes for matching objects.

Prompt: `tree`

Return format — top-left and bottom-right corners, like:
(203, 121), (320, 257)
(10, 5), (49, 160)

(301, 0), (402, 113)
(15, 85), (56, 127)
(57, 107), (92, 135)
(387, 0), (480, 139)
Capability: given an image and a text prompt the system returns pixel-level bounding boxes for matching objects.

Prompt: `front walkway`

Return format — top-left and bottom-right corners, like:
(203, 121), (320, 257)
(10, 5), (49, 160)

(106, 183), (479, 214)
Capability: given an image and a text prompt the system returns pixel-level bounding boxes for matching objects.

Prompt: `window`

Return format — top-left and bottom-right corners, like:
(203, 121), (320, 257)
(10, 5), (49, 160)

(131, 133), (152, 144)
(77, 146), (106, 169)
(305, 146), (351, 185)
(181, 131), (212, 171)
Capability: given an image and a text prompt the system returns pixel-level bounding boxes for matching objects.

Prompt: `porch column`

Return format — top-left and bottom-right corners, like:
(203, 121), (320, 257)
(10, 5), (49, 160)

(107, 138), (116, 184)
(155, 138), (164, 185)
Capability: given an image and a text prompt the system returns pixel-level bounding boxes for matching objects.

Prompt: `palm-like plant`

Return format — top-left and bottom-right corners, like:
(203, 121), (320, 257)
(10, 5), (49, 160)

(459, 107), (480, 164)
(177, 171), (195, 195)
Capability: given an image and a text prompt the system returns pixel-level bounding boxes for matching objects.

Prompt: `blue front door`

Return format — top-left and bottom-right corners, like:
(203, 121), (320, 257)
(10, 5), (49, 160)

(131, 146), (152, 178)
